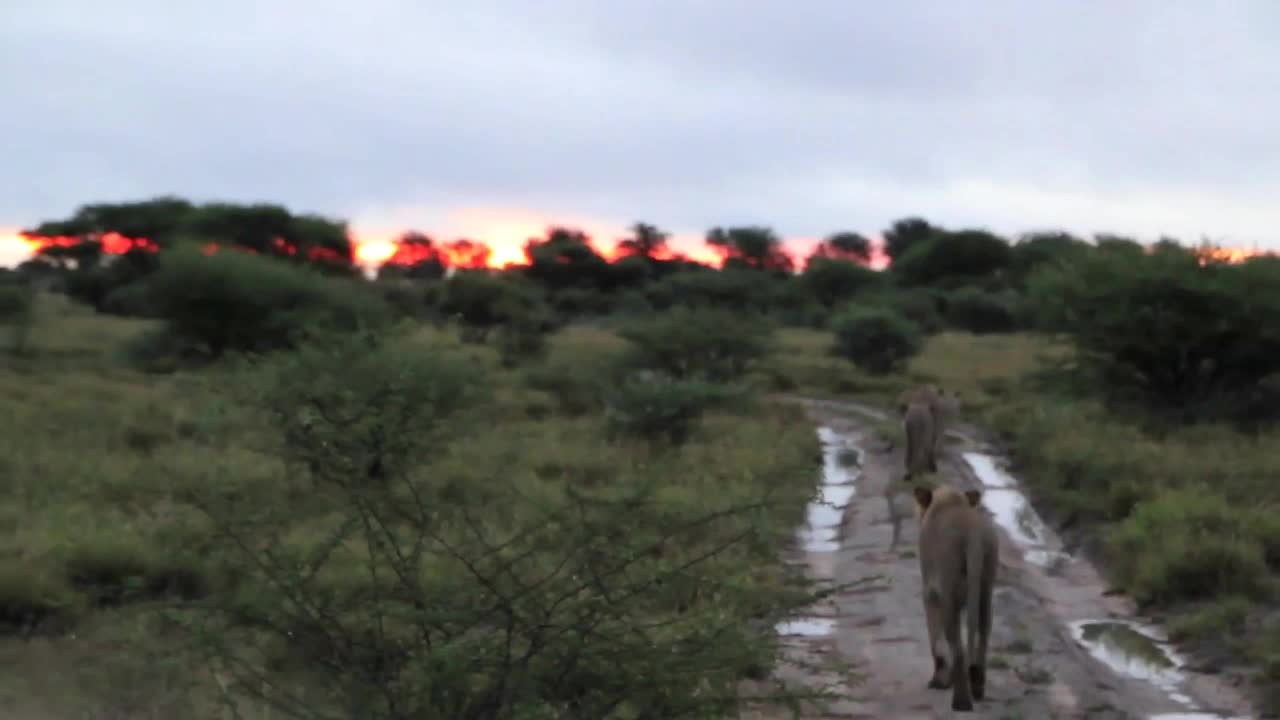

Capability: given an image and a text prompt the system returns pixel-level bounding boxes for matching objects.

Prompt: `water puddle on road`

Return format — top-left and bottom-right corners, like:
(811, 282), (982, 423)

(1150, 714), (1252, 720)
(1146, 707), (1254, 712)
(962, 451), (1016, 488)
(777, 427), (864, 638)
(797, 427), (862, 554)
(962, 452), (1071, 569)
(776, 618), (837, 637)
(1070, 620), (1253, 718)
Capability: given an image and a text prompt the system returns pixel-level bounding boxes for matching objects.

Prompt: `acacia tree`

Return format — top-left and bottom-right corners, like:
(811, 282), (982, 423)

(618, 222), (671, 262)
(377, 231), (446, 280)
(882, 217), (939, 262)
(441, 238), (492, 269)
(809, 232), (871, 265)
(705, 226), (794, 274)
(523, 226), (614, 293)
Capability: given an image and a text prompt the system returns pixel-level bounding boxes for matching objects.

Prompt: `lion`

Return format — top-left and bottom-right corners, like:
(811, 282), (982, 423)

(912, 484), (998, 712)
(898, 385), (961, 475)
(896, 384), (941, 416)
(903, 399), (938, 482)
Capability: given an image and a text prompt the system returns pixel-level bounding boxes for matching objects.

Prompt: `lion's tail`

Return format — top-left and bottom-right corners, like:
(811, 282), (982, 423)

(965, 535), (985, 664)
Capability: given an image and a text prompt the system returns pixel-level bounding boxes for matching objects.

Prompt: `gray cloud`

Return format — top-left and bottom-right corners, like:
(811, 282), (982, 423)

(3, 0), (1278, 251)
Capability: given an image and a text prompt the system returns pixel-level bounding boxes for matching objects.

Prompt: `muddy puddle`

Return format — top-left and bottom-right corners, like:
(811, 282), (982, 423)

(775, 618), (837, 637)
(1147, 713), (1254, 720)
(1071, 620), (1188, 702)
(775, 426), (862, 638)
(1070, 621), (1251, 719)
(795, 426), (860, 555)
(963, 451), (1071, 570)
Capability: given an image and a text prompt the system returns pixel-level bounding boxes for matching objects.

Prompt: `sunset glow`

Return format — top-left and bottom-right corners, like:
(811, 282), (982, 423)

(1, 223), (1273, 273)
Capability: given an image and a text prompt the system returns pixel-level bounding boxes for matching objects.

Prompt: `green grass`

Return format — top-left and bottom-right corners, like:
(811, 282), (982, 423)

(0, 295), (830, 717)
(15, 291), (1280, 713)
(752, 327), (905, 401)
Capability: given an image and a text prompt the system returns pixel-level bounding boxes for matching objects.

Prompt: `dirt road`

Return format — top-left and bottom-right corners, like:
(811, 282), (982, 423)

(756, 396), (1259, 720)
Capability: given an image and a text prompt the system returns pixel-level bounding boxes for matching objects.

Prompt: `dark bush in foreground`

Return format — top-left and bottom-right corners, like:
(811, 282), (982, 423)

(146, 246), (391, 359)
(830, 305), (923, 375)
(617, 306), (774, 382)
(943, 287), (1020, 334)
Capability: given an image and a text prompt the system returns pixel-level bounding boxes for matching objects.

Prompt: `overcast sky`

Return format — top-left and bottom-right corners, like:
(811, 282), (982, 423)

(3, 0), (1278, 264)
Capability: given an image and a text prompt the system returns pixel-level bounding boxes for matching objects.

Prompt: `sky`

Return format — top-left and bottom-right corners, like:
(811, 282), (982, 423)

(2, 1), (1278, 268)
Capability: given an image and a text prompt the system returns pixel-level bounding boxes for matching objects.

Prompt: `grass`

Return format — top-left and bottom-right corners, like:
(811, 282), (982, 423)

(12, 290), (1280, 713)
(0, 295), (829, 717)
(752, 327), (906, 401)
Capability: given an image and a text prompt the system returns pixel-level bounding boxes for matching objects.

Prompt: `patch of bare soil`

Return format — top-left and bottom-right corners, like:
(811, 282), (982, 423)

(746, 396), (1258, 720)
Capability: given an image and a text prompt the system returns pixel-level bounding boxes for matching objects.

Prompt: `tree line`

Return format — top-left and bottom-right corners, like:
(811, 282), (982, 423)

(5, 195), (1280, 426)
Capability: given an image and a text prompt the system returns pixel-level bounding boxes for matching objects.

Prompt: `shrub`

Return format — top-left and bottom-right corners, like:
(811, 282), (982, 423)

(891, 229), (1014, 287)
(147, 245), (391, 358)
(99, 282), (158, 318)
(373, 278), (432, 320)
(860, 288), (945, 334)
(244, 329), (485, 488)
(1009, 231), (1092, 287)
(604, 373), (746, 446)
(830, 305), (923, 375)
(0, 282), (35, 355)
(617, 306), (773, 382)
(437, 270), (557, 349)
(523, 358), (611, 416)
(0, 560), (78, 633)
(645, 268), (777, 314)
(799, 257), (884, 307)
(943, 287), (1020, 334)
(1027, 249), (1280, 418)
(1108, 487), (1272, 605)
(493, 314), (554, 368)
(119, 328), (192, 374)
(62, 537), (207, 608)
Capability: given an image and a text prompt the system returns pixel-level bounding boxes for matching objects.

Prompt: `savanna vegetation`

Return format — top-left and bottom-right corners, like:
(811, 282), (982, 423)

(5, 198), (1280, 715)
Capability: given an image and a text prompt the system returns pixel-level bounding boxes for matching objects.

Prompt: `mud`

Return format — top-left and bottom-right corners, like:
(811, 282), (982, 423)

(755, 395), (1258, 719)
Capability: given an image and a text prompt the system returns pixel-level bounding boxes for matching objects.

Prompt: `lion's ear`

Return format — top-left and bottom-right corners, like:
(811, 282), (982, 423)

(913, 486), (933, 511)
(964, 489), (983, 507)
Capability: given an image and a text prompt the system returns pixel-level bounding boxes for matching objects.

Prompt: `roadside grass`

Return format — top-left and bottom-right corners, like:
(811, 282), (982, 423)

(770, 325), (1280, 711)
(0, 295), (827, 717)
(753, 327), (904, 401)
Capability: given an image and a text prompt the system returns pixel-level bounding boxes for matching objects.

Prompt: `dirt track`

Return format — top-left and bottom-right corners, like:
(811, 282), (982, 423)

(752, 396), (1259, 720)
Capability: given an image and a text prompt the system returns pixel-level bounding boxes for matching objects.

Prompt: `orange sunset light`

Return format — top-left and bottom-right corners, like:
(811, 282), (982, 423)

(2, 222), (1273, 272)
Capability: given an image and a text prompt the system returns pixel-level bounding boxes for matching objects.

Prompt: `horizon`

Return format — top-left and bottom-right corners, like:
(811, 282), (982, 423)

(4, 205), (1269, 275)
